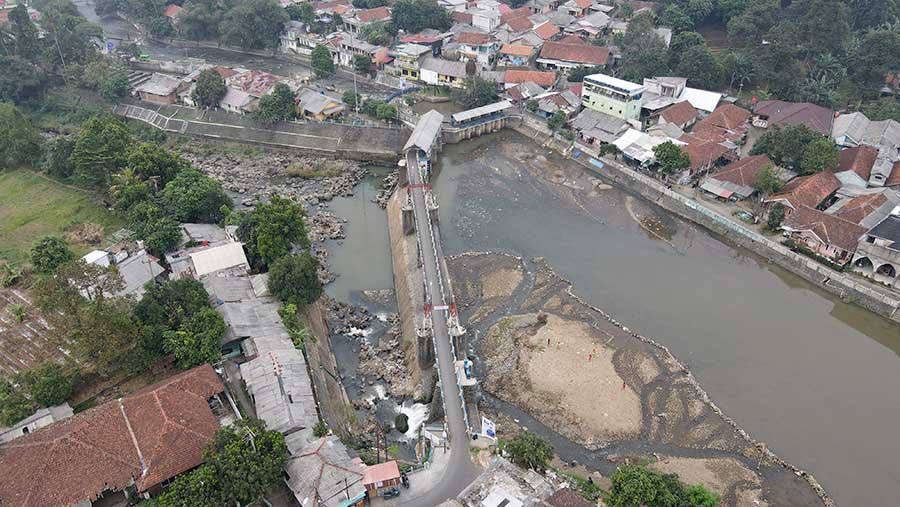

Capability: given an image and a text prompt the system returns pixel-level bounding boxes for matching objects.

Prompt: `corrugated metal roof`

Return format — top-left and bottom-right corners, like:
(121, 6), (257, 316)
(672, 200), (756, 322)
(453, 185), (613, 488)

(451, 100), (513, 123)
(190, 242), (249, 277)
(404, 110), (444, 152)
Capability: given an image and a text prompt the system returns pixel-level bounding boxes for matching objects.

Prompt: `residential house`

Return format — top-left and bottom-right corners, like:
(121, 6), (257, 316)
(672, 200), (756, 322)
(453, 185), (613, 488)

(566, 10), (611, 38)
(532, 19), (560, 40)
(641, 77), (722, 118)
(0, 365), (226, 507)
(420, 56), (470, 88)
(469, 0), (503, 32)
(345, 6), (391, 34)
(228, 69), (282, 97)
(831, 112), (900, 187)
(501, 14), (536, 34)
(614, 128), (684, 166)
(281, 20), (326, 56)
(679, 132), (732, 177)
(498, 43), (535, 66)
(400, 33), (444, 55)
(571, 107), (628, 144)
(836, 145), (879, 185)
(134, 73), (183, 105)
(782, 205), (867, 264)
(580, 72), (643, 122)
(527, 0), (562, 15)
(284, 434), (367, 507)
(220, 87), (258, 114)
(506, 80), (547, 102)
(452, 10), (475, 25)
(699, 154), (787, 201)
(389, 43), (433, 80)
(657, 100), (698, 129)
(166, 224), (250, 279)
(296, 88), (345, 120)
(753, 100), (834, 136)
(535, 89), (581, 119)
(654, 27), (673, 47)
(538, 40), (609, 73)
(692, 103), (751, 144)
(332, 33), (390, 69)
(440, 0), (470, 11)
(562, 0), (594, 17)
(504, 69), (556, 88)
(456, 458), (555, 507)
(163, 4), (182, 20)
(453, 32), (501, 66)
(362, 461), (403, 498)
(0, 403), (72, 444)
(852, 211), (900, 285)
(764, 171), (841, 215)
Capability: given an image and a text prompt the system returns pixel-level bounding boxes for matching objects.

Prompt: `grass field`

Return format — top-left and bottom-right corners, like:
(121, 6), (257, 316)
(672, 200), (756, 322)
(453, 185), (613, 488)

(0, 170), (124, 265)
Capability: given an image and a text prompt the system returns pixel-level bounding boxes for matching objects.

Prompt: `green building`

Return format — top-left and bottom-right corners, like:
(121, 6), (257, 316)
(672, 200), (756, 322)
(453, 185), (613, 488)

(581, 73), (645, 122)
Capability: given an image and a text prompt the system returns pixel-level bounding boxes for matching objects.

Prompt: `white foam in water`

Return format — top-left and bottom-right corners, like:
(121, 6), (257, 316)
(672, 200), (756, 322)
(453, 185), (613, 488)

(347, 326), (373, 338)
(376, 312), (389, 322)
(364, 384), (389, 404)
(398, 402), (430, 439)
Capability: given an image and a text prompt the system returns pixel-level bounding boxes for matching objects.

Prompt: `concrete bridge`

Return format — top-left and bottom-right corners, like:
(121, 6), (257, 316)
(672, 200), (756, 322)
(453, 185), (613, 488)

(391, 111), (479, 505)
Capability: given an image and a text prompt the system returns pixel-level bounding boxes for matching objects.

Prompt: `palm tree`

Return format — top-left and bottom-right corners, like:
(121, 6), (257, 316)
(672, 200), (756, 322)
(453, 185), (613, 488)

(729, 53), (754, 95)
(810, 53), (846, 82)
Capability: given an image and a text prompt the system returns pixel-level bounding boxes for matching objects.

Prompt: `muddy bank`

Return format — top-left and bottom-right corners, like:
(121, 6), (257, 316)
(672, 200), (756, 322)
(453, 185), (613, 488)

(447, 252), (831, 507)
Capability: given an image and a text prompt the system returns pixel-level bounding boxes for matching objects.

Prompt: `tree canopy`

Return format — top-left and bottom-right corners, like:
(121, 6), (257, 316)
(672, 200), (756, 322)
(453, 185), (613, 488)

(504, 431), (554, 473)
(70, 116), (134, 187)
(164, 307), (227, 369)
(267, 252), (323, 306)
(235, 196), (310, 268)
(311, 44), (335, 77)
(192, 68), (228, 109)
(255, 82), (296, 125)
(0, 102), (42, 168)
(30, 236), (75, 274)
(219, 0), (288, 50)
(134, 278), (215, 360)
(453, 77), (499, 109)
(392, 0), (452, 33)
(605, 464), (720, 507)
(750, 124), (822, 171)
(653, 141), (692, 175)
(162, 168), (232, 223)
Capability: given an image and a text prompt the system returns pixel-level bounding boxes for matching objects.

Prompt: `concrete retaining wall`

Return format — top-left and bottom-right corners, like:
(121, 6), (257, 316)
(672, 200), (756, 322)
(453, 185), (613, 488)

(115, 103), (408, 162)
(303, 302), (355, 437)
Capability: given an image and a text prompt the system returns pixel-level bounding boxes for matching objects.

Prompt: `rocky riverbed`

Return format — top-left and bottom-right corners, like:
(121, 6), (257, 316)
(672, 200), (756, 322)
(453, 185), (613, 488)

(448, 251), (832, 507)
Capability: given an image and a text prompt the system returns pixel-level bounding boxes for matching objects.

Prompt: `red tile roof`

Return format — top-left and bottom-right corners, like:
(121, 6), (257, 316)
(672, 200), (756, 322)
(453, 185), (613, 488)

(533, 21), (559, 40)
(712, 155), (775, 187)
(659, 100), (698, 127)
(768, 171), (840, 210)
(886, 161), (900, 187)
(836, 145), (878, 181)
(452, 11), (473, 24)
(363, 460), (401, 486)
(357, 6), (391, 22)
(680, 133), (731, 173)
(568, 83), (582, 96)
(501, 6), (532, 24)
(455, 32), (494, 45)
(0, 365), (223, 507)
(702, 103), (751, 130)
(539, 42), (609, 65)
(401, 34), (441, 44)
(544, 488), (593, 507)
(505, 69), (556, 87)
(505, 16), (534, 32)
(573, 0), (593, 8)
(500, 43), (534, 57)
(163, 4), (183, 18)
(833, 192), (888, 224)
(213, 66), (239, 80)
(784, 205), (867, 254)
(754, 100), (835, 136)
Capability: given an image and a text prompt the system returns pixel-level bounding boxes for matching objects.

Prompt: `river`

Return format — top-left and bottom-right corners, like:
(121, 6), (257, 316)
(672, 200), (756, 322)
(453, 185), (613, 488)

(326, 131), (900, 506)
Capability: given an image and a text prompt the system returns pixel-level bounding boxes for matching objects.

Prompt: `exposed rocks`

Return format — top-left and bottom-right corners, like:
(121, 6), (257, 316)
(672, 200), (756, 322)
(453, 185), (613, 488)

(373, 170), (399, 209)
(322, 297), (374, 335)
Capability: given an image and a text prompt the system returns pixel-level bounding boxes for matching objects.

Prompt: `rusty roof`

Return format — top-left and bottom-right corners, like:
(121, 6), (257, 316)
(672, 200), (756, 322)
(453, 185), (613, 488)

(505, 69), (556, 87)
(784, 205), (867, 254)
(362, 460), (401, 485)
(0, 365), (223, 507)
(837, 145), (879, 181)
(539, 41), (609, 65)
(754, 100), (835, 136)
(456, 31), (494, 45)
(833, 192), (888, 224)
(659, 100), (698, 127)
(505, 16), (534, 32)
(712, 155), (775, 187)
(357, 6), (391, 22)
(533, 21), (560, 40)
(768, 171), (840, 209)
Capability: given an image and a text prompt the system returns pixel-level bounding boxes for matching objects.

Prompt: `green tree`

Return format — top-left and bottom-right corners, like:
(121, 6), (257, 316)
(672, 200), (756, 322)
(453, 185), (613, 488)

(375, 101), (397, 121)
(342, 90), (362, 109)
(311, 44), (335, 77)
(313, 419), (329, 437)
(267, 252), (323, 306)
(659, 4), (694, 32)
(862, 99), (900, 122)
(286, 2), (315, 24)
(255, 82), (296, 125)
(147, 16), (175, 37)
(34, 260), (140, 377)
(548, 110), (567, 131)
(750, 124), (820, 170)
(206, 418), (287, 504)
(685, 484), (721, 507)
(40, 0), (103, 68)
(20, 362), (75, 407)
(6, 4), (41, 61)
(0, 380), (34, 426)
(800, 137), (839, 174)
(30, 236), (74, 275)
(753, 165), (782, 195)
(353, 54), (373, 74)
(525, 99), (539, 112)
(395, 413), (410, 433)
(42, 137), (76, 179)
(504, 431), (553, 473)
(618, 14), (670, 82)
(567, 65), (604, 82)
(220, 0), (289, 50)
(653, 141), (691, 175)
(453, 77), (498, 108)
(0, 56), (47, 104)
(192, 68), (228, 109)
(675, 44), (724, 89)
(162, 169), (232, 223)
(176, 1), (222, 42)
(127, 143), (191, 186)
(236, 195), (310, 268)
(853, 28), (900, 98)
(606, 465), (683, 507)
(850, 0), (900, 30)
(669, 31), (706, 67)
(127, 201), (183, 255)
(767, 202), (786, 230)
(70, 115), (134, 187)
(134, 279), (213, 358)
(102, 72), (130, 99)
(154, 464), (224, 507)
(0, 102), (42, 168)
(164, 307), (226, 368)
(392, 0), (452, 33)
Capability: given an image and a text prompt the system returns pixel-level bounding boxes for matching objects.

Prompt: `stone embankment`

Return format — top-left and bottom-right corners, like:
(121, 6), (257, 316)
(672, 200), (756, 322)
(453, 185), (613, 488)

(511, 123), (900, 323)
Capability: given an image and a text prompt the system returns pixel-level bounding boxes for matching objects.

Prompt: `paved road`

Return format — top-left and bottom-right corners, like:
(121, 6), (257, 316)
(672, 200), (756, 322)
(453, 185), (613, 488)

(389, 150), (478, 506)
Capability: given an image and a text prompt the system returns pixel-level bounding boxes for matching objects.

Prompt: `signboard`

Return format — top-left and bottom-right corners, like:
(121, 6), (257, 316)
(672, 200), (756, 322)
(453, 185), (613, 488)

(481, 417), (496, 439)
